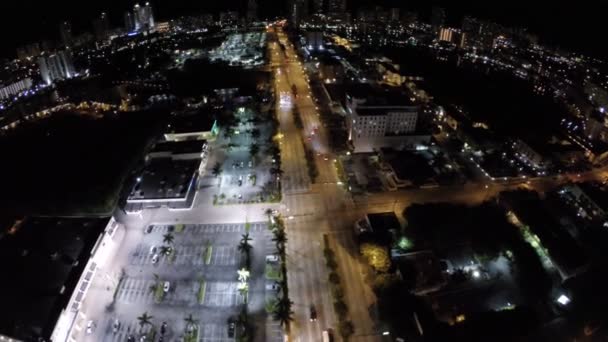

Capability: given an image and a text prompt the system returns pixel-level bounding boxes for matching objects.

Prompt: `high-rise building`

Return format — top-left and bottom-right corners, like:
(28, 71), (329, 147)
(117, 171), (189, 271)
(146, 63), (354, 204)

(16, 43), (42, 61)
(328, 0), (346, 14)
(219, 11), (240, 25)
(430, 6), (446, 30)
(289, 0), (309, 27)
(312, 0), (324, 14)
(438, 27), (466, 47)
(247, 0), (258, 22)
(390, 8), (400, 22)
(461, 16), (481, 35)
(93, 12), (110, 41)
(37, 51), (76, 85)
(124, 11), (136, 32)
(59, 21), (73, 48)
(133, 3), (155, 32)
(0, 78), (33, 100)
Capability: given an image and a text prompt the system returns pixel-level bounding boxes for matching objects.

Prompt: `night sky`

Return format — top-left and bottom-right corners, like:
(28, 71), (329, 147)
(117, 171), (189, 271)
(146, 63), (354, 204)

(0, 0), (605, 59)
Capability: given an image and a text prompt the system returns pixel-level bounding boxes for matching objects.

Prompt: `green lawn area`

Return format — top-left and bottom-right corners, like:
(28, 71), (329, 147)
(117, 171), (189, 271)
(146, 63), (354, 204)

(265, 298), (278, 314)
(154, 283), (165, 303)
(184, 326), (199, 342)
(265, 264), (282, 280)
(204, 242), (213, 265)
(197, 280), (207, 304)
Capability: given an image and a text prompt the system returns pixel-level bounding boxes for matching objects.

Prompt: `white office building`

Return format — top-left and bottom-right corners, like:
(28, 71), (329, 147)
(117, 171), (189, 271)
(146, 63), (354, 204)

(346, 85), (430, 153)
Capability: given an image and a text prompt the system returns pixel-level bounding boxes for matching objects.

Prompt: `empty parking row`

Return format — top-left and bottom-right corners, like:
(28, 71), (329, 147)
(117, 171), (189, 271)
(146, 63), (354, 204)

(102, 320), (235, 342)
(130, 245), (238, 267)
(147, 223), (267, 235)
(115, 278), (242, 307)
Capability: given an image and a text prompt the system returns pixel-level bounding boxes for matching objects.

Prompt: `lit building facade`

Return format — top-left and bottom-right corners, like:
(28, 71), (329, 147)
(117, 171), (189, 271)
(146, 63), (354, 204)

(438, 27), (467, 48)
(0, 78), (33, 100)
(37, 51), (76, 85)
(345, 85), (430, 153)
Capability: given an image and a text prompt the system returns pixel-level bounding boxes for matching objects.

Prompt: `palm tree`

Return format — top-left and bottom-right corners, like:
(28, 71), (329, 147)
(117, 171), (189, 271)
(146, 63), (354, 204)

(184, 314), (197, 333)
(163, 232), (174, 245)
(264, 208), (274, 224)
(238, 233), (253, 253)
(273, 296), (294, 327)
(250, 128), (261, 140)
(269, 167), (283, 187)
(211, 162), (222, 178)
(249, 143), (260, 158)
(137, 312), (154, 332)
(272, 229), (288, 253)
(269, 167), (283, 177)
(160, 245), (171, 256)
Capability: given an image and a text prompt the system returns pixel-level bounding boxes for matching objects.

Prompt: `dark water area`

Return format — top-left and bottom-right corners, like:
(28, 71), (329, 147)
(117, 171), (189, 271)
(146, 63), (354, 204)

(382, 46), (567, 143)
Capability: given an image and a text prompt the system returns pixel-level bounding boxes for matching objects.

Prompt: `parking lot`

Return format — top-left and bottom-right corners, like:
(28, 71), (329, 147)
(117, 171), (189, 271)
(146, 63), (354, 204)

(94, 221), (281, 342)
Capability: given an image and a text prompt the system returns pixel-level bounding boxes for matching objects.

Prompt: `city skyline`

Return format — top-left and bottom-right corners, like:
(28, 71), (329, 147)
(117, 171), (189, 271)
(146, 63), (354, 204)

(1, 2), (608, 342)
(0, 1), (606, 59)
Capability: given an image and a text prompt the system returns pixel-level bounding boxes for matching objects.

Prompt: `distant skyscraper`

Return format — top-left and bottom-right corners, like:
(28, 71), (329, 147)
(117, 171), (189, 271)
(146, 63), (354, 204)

(16, 43), (41, 61)
(124, 11), (136, 32)
(59, 21), (73, 48)
(438, 27), (467, 48)
(390, 8), (400, 22)
(219, 11), (240, 25)
(312, 0), (324, 14)
(430, 6), (446, 30)
(327, 0), (346, 14)
(93, 12), (110, 41)
(247, 0), (258, 22)
(38, 51), (76, 85)
(462, 16), (480, 34)
(132, 3), (155, 32)
(289, 0), (309, 27)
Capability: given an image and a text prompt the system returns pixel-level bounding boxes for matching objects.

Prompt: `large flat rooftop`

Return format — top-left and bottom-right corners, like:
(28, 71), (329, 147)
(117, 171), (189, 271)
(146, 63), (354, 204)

(128, 158), (199, 202)
(0, 217), (109, 340)
(150, 139), (207, 155)
(166, 110), (217, 135)
(347, 83), (416, 108)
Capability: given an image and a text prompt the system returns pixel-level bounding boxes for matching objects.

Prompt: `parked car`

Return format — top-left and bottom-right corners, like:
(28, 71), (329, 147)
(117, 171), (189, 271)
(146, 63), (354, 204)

(112, 319), (121, 334)
(152, 254), (159, 264)
(266, 255), (279, 263)
(86, 320), (96, 334)
(227, 318), (236, 338)
(163, 281), (170, 292)
(266, 283), (280, 291)
(309, 305), (317, 322)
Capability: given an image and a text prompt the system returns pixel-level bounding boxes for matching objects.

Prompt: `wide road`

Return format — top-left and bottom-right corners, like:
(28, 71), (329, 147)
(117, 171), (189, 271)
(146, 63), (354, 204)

(269, 27), (385, 342)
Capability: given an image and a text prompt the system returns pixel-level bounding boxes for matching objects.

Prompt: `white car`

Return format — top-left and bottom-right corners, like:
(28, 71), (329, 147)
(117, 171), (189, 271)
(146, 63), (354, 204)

(112, 319), (120, 334)
(86, 320), (96, 335)
(266, 255), (279, 263)
(151, 254), (159, 264)
(266, 283), (280, 291)
(149, 245), (157, 255)
(163, 281), (170, 292)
